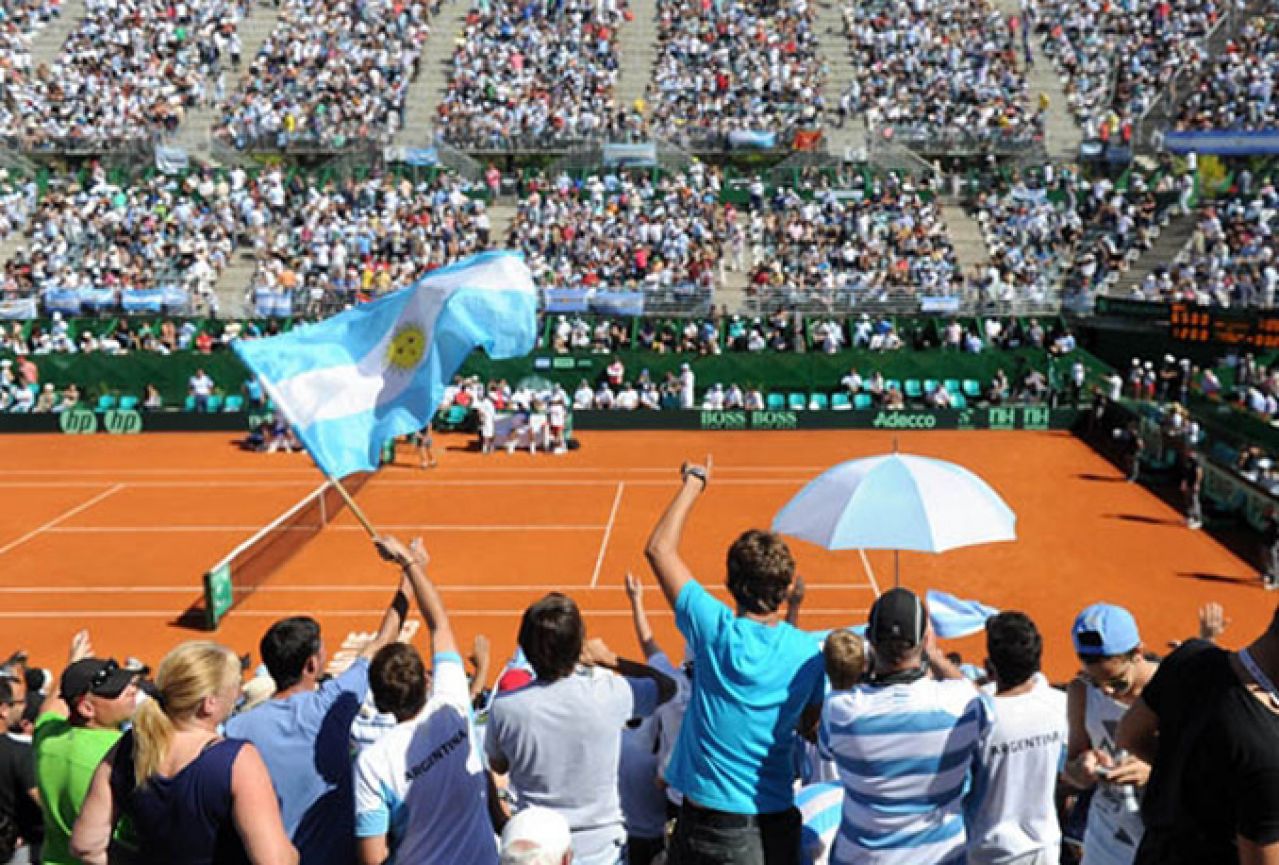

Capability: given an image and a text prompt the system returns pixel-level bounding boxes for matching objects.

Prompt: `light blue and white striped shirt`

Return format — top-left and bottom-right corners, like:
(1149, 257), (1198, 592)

(819, 677), (992, 865)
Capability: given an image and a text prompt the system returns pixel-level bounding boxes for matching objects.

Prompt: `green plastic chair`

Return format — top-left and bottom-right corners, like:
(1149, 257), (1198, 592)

(853, 393), (873, 410)
(206, 394), (224, 413)
(885, 379), (902, 394)
(944, 379), (962, 395)
(95, 394), (116, 412)
(223, 395), (245, 413)
(923, 379), (940, 395)
(809, 393), (829, 410)
(904, 380), (923, 399)
(832, 393), (852, 411)
(767, 393), (786, 411)
(118, 395), (139, 411)
(962, 379), (982, 398)
(183, 395), (197, 412)
(952, 393), (968, 409)
(788, 393), (806, 411)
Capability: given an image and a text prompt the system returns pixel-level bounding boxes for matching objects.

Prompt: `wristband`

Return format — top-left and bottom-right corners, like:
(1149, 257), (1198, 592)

(683, 466), (707, 488)
(390, 591), (410, 621)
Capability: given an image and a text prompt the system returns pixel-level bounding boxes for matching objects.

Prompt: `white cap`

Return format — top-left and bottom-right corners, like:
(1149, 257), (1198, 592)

(500, 807), (572, 865)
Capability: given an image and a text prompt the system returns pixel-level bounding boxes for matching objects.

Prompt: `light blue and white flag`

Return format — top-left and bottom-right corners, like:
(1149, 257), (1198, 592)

(235, 251), (538, 478)
(925, 589), (1000, 639)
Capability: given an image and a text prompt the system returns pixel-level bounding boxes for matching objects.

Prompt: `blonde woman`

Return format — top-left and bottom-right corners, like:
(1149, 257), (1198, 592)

(70, 642), (297, 865)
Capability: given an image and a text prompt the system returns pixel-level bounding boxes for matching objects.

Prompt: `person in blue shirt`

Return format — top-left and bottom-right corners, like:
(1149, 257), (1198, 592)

(644, 461), (825, 865)
(225, 552), (413, 865)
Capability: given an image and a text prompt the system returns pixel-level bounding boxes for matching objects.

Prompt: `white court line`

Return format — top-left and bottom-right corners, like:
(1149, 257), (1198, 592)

(858, 549), (882, 598)
(0, 582), (877, 594)
(0, 484), (125, 557)
(0, 464), (836, 478)
(590, 482), (626, 588)
(0, 479), (809, 490)
(46, 523), (607, 534)
(0, 608), (871, 620)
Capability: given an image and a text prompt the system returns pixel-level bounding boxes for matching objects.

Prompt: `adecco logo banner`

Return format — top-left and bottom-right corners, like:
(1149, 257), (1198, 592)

(870, 411), (937, 429)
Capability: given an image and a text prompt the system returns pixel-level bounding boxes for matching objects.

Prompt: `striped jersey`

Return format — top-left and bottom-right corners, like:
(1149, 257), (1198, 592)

(819, 677), (992, 865)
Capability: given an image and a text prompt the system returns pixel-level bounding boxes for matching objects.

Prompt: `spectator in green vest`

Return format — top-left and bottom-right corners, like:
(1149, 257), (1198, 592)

(33, 632), (138, 865)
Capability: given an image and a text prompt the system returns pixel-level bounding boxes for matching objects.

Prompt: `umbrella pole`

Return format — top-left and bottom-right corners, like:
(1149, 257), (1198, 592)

(894, 549), (900, 587)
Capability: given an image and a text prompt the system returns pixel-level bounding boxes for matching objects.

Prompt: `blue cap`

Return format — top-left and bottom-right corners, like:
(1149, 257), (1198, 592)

(1072, 604), (1141, 658)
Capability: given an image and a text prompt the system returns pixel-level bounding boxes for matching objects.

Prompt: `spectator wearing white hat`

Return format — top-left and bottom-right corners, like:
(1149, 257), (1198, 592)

(500, 806), (574, 865)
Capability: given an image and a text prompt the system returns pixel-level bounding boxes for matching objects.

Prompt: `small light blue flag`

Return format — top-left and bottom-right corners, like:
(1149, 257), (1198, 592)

(926, 589), (1001, 639)
(235, 251), (538, 478)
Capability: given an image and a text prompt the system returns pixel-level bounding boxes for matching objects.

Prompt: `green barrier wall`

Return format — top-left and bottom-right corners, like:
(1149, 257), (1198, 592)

(8, 347), (1089, 405)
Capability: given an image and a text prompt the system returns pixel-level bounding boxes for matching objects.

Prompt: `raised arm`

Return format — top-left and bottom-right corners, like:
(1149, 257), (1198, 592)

(468, 635), (491, 703)
(358, 564), (412, 661)
(374, 536), (458, 658)
(40, 629), (94, 718)
(624, 572), (663, 659)
(644, 463), (708, 608)
(581, 637), (677, 706)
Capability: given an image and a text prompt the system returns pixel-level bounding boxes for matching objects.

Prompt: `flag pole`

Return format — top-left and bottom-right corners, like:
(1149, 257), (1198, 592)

(325, 472), (378, 539)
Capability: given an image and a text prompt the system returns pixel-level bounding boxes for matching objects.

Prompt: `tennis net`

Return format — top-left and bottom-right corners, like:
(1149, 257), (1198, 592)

(202, 472), (371, 629)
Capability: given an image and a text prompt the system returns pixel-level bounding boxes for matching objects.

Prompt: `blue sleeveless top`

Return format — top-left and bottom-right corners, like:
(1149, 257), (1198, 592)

(110, 731), (253, 865)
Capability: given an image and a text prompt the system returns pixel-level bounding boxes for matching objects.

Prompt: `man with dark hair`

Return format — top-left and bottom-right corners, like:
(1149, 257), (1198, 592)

(1119, 603), (1279, 864)
(968, 612), (1068, 865)
(227, 557), (413, 865)
(0, 677), (39, 865)
(645, 462), (826, 864)
(354, 536), (499, 865)
(820, 588), (990, 864)
(32, 631), (137, 865)
(487, 593), (675, 865)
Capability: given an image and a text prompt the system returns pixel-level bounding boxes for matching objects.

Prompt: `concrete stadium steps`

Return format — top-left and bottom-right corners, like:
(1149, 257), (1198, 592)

(615, 0), (660, 115)
(939, 195), (990, 276)
(488, 201), (517, 242)
(813, 0), (865, 158)
(1112, 209), (1196, 295)
(400, 0), (472, 147)
(986, 0), (1081, 164)
(28, 0), (86, 66)
(213, 249), (260, 320)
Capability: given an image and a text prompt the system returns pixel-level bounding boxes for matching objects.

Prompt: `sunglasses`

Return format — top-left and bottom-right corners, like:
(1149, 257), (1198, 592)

(90, 659), (122, 695)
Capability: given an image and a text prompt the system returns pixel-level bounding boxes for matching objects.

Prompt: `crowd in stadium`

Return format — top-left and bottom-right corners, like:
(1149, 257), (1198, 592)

(745, 170), (963, 310)
(838, 0), (1039, 146)
(0, 463), (1273, 865)
(214, 0), (429, 149)
(1128, 177), (1279, 307)
(1171, 14), (1279, 132)
(509, 166), (725, 305)
(1035, 0), (1218, 140)
(646, 0), (823, 146)
(244, 170), (493, 314)
(438, 0), (631, 149)
(5, 0), (243, 146)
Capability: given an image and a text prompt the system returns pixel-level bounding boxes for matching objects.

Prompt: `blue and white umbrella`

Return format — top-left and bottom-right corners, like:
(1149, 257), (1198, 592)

(772, 453), (1016, 585)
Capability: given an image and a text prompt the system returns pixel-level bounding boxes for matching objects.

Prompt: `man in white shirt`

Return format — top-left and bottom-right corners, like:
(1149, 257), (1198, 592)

(475, 394), (497, 455)
(968, 612), (1068, 865)
(188, 368), (214, 412)
(354, 535), (498, 865)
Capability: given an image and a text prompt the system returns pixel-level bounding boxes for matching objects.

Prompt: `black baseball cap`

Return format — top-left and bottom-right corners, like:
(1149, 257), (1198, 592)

(868, 588), (928, 647)
(60, 659), (135, 703)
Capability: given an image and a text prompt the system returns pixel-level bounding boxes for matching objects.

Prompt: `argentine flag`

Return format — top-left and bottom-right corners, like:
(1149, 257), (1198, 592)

(235, 252), (538, 478)
(925, 589), (1000, 639)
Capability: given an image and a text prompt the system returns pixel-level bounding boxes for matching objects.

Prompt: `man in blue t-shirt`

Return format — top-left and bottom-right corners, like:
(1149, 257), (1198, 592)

(226, 556), (412, 865)
(644, 461), (825, 864)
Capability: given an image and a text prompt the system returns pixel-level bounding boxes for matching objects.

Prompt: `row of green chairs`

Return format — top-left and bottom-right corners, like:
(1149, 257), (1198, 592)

(764, 384), (981, 411)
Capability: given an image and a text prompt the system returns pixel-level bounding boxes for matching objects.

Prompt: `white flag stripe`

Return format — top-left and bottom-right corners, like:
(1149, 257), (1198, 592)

(267, 288), (446, 429)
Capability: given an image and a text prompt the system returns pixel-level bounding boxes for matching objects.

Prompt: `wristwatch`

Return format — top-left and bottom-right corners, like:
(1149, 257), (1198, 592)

(683, 466), (707, 487)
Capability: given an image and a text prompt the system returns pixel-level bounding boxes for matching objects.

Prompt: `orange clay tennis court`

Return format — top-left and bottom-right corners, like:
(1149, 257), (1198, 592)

(0, 429), (1271, 681)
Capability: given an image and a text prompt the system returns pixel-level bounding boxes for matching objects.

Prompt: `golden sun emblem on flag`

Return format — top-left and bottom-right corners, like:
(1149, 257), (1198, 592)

(387, 323), (426, 372)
